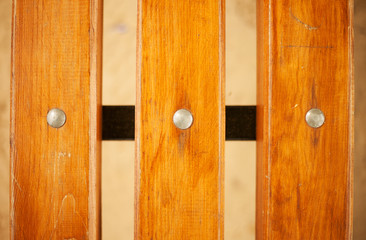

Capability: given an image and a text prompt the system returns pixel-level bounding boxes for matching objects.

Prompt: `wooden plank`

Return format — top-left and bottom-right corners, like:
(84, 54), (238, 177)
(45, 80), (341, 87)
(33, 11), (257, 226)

(256, 0), (354, 239)
(135, 0), (225, 239)
(10, 0), (102, 239)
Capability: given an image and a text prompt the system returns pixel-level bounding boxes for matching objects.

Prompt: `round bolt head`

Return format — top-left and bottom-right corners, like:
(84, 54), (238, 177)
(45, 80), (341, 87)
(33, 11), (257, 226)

(305, 108), (325, 128)
(173, 109), (193, 130)
(47, 108), (66, 128)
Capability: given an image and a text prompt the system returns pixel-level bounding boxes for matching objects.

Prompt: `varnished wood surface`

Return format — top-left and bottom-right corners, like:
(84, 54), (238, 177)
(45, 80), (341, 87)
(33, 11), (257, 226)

(10, 0), (102, 239)
(257, 0), (354, 239)
(135, 0), (225, 239)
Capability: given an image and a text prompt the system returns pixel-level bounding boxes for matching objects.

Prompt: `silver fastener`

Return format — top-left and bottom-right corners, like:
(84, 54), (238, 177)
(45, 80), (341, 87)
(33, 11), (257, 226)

(305, 108), (325, 128)
(173, 109), (193, 130)
(47, 108), (66, 128)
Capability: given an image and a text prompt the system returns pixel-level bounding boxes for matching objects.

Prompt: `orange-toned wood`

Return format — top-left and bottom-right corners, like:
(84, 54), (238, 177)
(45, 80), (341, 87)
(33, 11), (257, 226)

(135, 0), (225, 239)
(257, 0), (354, 239)
(10, 0), (102, 239)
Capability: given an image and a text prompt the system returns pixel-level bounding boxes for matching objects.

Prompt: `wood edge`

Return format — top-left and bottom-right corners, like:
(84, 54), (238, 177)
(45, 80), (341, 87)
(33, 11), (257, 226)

(89, 0), (103, 238)
(134, 0), (142, 238)
(10, 0), (17, 239)
(256, 0), (271, 239)
(218, 0), (225, 239)
(347, 0), (355, 238)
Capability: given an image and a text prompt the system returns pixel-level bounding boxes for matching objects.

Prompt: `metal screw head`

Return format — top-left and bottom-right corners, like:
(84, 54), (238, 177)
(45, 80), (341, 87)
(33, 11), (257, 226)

(173, 109), (193, 130)
(305, 108), (325, 128)
(47, 108), (66, 128)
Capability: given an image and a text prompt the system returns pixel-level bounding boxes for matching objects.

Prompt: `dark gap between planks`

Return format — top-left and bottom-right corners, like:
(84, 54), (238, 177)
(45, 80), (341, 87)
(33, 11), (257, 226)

(102, 106), (256, 141)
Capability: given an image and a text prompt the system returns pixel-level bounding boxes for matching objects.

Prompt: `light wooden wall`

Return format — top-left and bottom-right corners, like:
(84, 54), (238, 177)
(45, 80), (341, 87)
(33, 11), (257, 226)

(0, 0), (365, 239)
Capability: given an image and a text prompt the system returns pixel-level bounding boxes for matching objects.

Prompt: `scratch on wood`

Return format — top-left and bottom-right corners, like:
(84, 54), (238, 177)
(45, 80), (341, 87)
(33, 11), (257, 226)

(49, 194), (87, 240)
(289, 7), (319, 30)
(12, 174), (22, 192)
(58, 152), (72, 159)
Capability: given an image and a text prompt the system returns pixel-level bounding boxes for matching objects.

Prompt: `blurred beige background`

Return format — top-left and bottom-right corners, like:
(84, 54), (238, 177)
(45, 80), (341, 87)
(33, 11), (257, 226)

(0, 0), (364, 239)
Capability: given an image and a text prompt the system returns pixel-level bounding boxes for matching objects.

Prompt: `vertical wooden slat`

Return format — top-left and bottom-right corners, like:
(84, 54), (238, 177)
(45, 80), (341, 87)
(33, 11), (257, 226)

(257, 0), (354, 239)
(89, 0), (103, 238)
(10, 0), (102, 239)
(135, 0), (225, 239)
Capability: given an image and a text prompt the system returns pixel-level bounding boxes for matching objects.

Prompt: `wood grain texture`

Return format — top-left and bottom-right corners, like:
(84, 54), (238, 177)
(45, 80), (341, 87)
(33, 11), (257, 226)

(256, 0), (354, 239)
(10, 0), (102, 239)
(135, 0), (225, 239)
